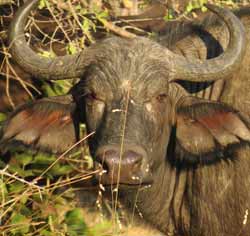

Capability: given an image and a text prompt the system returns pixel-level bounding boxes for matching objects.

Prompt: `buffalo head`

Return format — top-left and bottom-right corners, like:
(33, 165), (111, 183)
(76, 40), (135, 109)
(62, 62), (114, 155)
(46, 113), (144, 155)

(2, 0), (249, 182)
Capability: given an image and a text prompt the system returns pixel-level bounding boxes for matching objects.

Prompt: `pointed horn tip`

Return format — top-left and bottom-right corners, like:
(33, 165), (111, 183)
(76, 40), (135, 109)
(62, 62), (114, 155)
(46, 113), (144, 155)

(169, 2), (246, 83)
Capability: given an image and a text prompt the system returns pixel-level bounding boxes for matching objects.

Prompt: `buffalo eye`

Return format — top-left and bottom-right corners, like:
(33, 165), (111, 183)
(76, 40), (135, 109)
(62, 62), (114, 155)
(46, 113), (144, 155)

(85, 92), (105, 106)
(84, 92), (105, 131)
(85, 92), (98, 103)
(155, 93), (168, 103)
(85, 92), (105, 108)
(145, 93), (168, 114)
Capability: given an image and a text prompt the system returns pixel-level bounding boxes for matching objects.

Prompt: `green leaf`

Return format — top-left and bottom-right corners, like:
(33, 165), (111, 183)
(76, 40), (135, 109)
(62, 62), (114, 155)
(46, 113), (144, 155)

(38, 0), (46, 9)
(10, 213), (30, 235)
(82, 18), (91, 34)
(33, 153), (56, 165)
(185, 0), (208, 13)
(97, 10), (109, 20)
(186, 2), (194, 13)
(42, 82), (58, 97)
(79, 8), (88, 16)
(201, 6), (207, 12)
(38, 50), (56, 58)
(15, 153), (33, 167)
(65, 208), (88, 236)
(75, 4), (82, 11)
(0, 112), (7, 122)
(9, 182), (25, 194)
(84, 155), (93, 169)
(49, 164), (73, 176)
(20, 204), (33, 216)
(8, 164), (33, 177)
(67, 42), (78, 55)
(38, 0), (49, 9)
(164, 9), (174, 21)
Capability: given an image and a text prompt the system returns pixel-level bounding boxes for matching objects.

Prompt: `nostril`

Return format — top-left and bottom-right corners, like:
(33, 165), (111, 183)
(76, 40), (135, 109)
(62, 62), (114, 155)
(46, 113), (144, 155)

(123, 150), (143, 166)
(133, 159), (142, 170)
(95, 149), (119, 174)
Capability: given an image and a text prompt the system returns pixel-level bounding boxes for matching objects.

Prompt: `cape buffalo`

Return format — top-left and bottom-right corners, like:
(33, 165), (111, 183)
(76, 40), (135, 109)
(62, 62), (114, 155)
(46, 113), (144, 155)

(1, 0), (250, 235)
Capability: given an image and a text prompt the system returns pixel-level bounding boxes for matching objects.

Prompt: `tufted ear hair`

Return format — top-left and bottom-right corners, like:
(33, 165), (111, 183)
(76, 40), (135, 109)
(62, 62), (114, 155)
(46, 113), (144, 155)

(0, 95), (80, 154)
(172, 100), (250, 164)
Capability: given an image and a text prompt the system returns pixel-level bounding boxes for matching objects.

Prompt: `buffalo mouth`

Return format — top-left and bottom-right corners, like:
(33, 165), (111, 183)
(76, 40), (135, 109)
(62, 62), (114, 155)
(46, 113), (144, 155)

(93, 161), (153, 187)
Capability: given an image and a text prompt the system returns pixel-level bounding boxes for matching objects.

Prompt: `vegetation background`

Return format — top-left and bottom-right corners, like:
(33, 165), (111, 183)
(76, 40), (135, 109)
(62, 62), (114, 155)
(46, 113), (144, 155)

(0, 0), (250, 235)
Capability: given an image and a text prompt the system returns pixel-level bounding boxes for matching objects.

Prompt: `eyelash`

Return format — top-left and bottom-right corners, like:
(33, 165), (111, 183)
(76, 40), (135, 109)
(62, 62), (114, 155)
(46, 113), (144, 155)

(85, 92), (98, 101)
(155, 94), (168, 103)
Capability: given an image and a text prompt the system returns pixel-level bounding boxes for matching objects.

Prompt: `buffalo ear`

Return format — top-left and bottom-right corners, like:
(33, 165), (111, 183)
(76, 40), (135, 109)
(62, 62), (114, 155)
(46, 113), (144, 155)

(0, 95), (80, 154)
(173, 101), (250, 164)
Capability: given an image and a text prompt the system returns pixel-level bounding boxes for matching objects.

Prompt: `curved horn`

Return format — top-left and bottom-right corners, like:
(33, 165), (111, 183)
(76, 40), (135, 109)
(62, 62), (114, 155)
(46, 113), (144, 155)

(168, 4), (246, 82)
(8, 0), (94, 80)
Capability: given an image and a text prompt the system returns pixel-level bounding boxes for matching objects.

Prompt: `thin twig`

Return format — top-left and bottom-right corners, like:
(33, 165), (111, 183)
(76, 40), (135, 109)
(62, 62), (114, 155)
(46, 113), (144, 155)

(0, 166), (43, 191)
(38, 131), (95, 178)
(101, 20), (137, 38)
